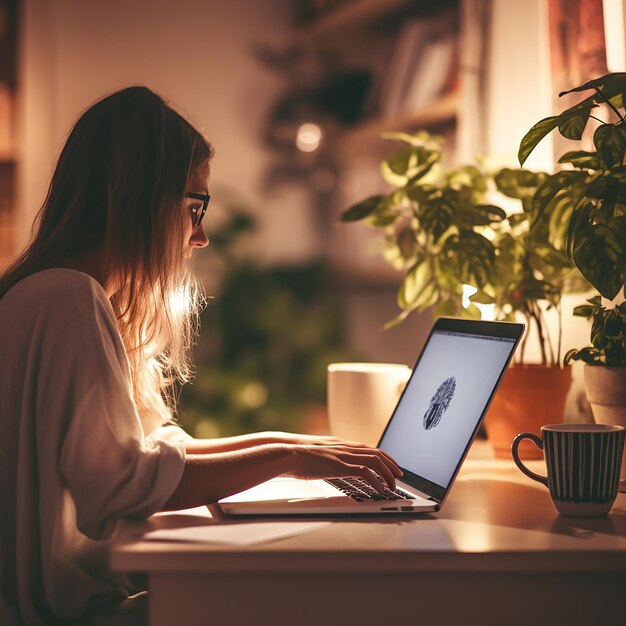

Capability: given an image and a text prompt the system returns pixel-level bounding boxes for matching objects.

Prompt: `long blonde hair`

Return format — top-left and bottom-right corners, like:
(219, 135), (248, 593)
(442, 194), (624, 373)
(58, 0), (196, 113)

(0, 86), (213, 431)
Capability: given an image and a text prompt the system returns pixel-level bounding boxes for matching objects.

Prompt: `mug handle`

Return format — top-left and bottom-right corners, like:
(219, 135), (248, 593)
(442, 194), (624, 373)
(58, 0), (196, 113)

(511, 432), (548, 486)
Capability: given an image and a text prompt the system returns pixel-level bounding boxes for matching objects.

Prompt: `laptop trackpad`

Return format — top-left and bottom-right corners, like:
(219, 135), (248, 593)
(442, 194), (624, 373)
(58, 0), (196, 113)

(221, 478), (336, 503)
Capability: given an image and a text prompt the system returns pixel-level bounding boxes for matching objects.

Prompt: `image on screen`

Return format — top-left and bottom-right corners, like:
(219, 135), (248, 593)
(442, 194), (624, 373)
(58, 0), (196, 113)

(379, 329), (517, 488)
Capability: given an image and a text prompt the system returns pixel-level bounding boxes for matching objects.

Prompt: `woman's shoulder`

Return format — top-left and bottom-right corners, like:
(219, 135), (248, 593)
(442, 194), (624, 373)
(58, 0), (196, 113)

(2, 268), (110, 314)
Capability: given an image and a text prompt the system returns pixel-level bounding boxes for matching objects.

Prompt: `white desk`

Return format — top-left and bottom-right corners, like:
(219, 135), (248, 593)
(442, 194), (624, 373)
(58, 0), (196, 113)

(110, 442), (626, 626)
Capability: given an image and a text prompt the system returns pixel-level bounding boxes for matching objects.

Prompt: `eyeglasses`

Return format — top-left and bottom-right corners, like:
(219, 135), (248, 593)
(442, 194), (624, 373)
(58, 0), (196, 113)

(185, 192), (211, 227)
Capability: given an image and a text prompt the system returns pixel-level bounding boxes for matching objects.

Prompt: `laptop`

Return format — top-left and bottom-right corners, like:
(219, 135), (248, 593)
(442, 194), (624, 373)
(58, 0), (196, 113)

(218, 317), (524, 516)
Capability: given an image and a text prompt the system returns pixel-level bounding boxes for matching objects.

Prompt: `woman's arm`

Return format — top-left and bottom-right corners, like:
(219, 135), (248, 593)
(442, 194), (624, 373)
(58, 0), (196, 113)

(182, 431), (381, 455)
(162, 442), (403, 510)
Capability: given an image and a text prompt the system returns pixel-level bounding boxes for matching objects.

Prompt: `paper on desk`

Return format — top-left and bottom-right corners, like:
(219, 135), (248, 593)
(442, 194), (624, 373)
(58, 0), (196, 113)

(143, 521), (330, 546)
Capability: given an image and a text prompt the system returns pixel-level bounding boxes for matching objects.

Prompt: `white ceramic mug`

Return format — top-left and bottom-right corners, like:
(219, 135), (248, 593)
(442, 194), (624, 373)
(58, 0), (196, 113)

(327, 363), (412, 446)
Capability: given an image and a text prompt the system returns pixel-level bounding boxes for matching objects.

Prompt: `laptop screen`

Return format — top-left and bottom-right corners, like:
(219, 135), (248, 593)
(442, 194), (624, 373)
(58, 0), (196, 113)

(379, 321), (519, 491)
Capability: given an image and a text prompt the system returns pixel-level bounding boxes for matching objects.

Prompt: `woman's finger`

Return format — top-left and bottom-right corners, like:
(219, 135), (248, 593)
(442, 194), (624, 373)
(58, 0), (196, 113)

(341, 452), (397, 490)
(345, 464), (388, 494)
(329, 446), (403, 477)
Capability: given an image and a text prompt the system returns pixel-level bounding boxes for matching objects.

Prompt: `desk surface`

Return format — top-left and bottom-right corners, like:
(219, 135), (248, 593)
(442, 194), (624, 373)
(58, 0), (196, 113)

(110, 441), (626, 575)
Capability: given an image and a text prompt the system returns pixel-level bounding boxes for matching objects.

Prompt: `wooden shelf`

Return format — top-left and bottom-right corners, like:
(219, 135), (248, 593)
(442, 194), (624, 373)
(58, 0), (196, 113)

(332, 266), (402, 290)
(335, 90), (458, 154)
(294, 0), (418, 45)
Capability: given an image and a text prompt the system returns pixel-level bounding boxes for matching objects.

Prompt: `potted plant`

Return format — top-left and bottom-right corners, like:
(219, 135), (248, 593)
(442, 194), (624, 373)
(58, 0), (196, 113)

(518, 73), (626, 452)
(341, 131), (587, 457)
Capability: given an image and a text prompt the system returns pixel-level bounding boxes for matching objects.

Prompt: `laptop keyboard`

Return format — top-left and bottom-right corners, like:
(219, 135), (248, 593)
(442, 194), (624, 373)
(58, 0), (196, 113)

(325, 477), (413, 502)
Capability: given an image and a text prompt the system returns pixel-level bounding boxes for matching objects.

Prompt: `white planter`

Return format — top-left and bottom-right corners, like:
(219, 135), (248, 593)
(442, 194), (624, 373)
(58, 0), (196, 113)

(585, 365), (626, 491)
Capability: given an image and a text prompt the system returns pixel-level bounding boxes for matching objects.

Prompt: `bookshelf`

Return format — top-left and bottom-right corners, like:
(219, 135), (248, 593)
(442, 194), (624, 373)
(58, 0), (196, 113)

(293, 0), (419, 45)
(292, 0), (460, 286)
(337, 90), (458, 156)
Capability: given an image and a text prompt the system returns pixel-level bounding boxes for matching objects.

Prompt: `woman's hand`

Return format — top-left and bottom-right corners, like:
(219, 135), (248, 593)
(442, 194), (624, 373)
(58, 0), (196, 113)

(283, 443), (403, 494)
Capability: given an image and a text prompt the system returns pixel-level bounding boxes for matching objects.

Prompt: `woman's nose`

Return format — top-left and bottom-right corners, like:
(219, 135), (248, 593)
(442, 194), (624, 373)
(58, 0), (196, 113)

(190, 224), (209, 248)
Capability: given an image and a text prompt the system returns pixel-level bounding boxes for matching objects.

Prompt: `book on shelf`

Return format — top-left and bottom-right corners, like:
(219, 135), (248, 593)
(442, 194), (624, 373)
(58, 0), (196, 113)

(379, 12), (458, 120)
(400, 32), (457, 114)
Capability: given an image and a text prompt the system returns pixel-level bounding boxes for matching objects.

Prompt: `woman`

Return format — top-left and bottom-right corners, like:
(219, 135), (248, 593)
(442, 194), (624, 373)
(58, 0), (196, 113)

(0, 86), (402, 625)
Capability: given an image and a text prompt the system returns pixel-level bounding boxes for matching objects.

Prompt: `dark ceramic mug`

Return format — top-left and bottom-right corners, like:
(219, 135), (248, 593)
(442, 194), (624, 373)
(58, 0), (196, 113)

(512, 423), (625, 517)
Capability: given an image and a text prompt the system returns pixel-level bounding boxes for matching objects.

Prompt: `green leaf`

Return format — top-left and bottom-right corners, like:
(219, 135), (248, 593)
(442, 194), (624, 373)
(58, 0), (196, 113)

(495, 168), (547, 199)
(459, 204), (506, 227)
(433, 298), (458, 317)
(385, 147), (413, 176)
(568, 211), (626, 299)
(369, 195), (400, 227)
(396, 229), (419, 261)
(558, 108), (591, 140)
(557, 150), (602, 170)
(546, 190), (575, 250)
(445, 165), (488, 193)
(397, 261), (431, 310)
(418, 191), (456, 241)
(381, 130), (444, 149)
(462, 303), (483, 320)
(519, 106), (595, 166)
(573, 305), (595, 318)
(519, 116), (562, 167)
(531, 170), (588, 219)
(442, 231), (496, 289)
(559, 73), (626, 98)
(383, 309), (411, 330)
(381, 145), (441, 187)
(341, 195), (385, 222)
(563, 348), (581, 366)
(470, 291), (496, 305)
(507, 213), (527, 227)
(593, 124), (626, 168)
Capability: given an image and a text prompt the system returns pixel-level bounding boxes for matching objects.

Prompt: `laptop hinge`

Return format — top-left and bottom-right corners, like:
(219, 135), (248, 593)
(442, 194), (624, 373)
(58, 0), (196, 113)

(398, 481), (434, 502)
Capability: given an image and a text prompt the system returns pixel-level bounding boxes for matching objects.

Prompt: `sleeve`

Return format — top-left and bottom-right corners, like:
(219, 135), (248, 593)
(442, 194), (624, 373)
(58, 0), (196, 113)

(149, 424), (195, 444)
(36, 279), (186, 540)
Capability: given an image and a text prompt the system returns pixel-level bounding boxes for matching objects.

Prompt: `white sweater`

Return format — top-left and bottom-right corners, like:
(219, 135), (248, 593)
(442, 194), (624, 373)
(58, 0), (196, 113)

(0, 269), (187, 625)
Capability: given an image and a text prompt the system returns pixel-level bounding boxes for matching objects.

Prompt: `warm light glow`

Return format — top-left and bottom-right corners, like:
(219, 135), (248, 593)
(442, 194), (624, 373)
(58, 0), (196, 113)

(462, 284), (495, 321)
(240, 381), (268, 409)
(295, 122), (323, 152)
(603, 0), (626, 72)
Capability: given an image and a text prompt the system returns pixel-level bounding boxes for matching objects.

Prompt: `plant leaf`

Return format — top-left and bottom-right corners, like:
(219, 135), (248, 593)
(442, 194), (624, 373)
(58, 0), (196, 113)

(519, 106), (595, 166)
(418, 191), (456, 241)
(593, 124), (626, 168)
(558, 108), (592, 140)
(495, 168), (547, 199)
(568, 211), (626, 299)
(340, 195), (385, 222)
(557, 150), (602, 170)
(385, 147), (414, 176)
(573, 304), (595, 318)
(558, 73), (626, 98)
(397, 260), (431, 310)
(381, 130), (444, 149)
(546, 190), (575, 250)
(459, 204), (506, 227)
(433, 298), (458, 317)
(443, 231), (496, 289)
(470, 291), (496, 305)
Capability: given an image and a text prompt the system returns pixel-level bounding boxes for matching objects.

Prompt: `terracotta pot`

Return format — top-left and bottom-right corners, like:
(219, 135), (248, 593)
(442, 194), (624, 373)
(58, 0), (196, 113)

(484, 364), (572, 459)
(584, 365), (626, 490)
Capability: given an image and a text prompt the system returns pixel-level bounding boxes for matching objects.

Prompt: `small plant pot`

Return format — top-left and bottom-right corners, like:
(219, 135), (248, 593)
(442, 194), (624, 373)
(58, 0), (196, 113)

(584, 365), (626, 491)
(484, 364), (572, 460)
